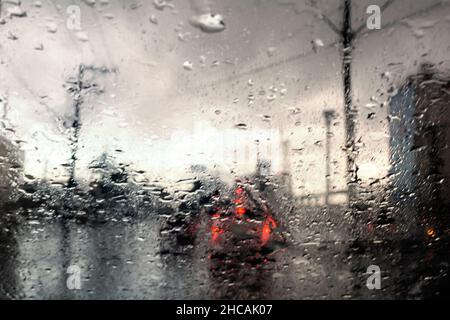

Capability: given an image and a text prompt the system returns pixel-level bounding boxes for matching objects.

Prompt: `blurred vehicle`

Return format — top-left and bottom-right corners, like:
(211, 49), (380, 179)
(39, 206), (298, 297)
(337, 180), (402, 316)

(201, 179), (286, 299)
(205, 180), (285, 256)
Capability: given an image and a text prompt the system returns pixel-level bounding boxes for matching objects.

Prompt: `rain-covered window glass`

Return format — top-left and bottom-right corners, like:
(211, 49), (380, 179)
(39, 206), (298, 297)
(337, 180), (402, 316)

(1, 0), (450, 300)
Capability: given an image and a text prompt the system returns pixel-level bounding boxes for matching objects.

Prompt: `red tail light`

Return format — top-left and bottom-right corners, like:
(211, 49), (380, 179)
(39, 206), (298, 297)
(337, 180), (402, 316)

(261, 215), (277, 246)
(235, 206), (246, 216)
(235, 187), (244, 196)
(261, 221), (271, 245)
(267, 215), (277, 228)
(211, 225), (223, 242)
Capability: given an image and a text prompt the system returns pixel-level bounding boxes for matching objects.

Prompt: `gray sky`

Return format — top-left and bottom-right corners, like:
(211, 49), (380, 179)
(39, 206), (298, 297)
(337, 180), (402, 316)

(1, 0), (450, 204)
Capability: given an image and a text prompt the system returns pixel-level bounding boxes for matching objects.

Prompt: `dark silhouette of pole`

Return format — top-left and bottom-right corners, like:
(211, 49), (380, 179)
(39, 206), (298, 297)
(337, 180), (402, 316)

(0, 95), (6, 120)
(65, 65), (115, 188)
(67, 65), (85, 188)
(323, 110), (336, 205)
(342, 0), (357, 203)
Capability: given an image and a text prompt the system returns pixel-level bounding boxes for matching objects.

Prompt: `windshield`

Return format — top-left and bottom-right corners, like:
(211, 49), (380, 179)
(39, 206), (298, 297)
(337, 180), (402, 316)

(1, 0), (450, 300)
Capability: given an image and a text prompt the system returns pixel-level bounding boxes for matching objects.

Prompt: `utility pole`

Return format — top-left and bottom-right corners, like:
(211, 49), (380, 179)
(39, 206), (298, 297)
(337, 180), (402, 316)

(323, 110), (336, 206)
(342, 0), (358, 204)
(0, 95), (6, 120)
(65, 65), (115, 188)
(67, 65), (86, 188)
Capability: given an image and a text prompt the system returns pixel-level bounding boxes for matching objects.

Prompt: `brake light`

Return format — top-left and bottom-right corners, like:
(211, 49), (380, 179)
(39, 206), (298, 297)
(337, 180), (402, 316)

(235, 207), (246, 216)
(261, 221), (271, 245)
(211, 225), (223, 242)
(266, 215), (277, 228)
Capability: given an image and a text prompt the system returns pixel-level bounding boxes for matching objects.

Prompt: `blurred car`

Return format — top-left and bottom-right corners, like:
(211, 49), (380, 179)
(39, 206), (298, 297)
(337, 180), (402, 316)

(205, 180), (285, 255)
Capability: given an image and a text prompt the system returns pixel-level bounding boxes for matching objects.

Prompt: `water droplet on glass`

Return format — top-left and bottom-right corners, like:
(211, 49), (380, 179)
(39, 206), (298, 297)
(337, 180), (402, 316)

(7, 5), (27, 18)
(235, 123), (248, 130)
(33, 42), (44, 51)
(199, 55), (206, 65)
(189, 13), (226, 33)
(312, 38), (324, 52)
(103, 13), (115, 20)
(76, 32), (89, 42)
(83, 0), (96, 6)
(149, 14), (158, 24)
(267, 46), (277, 57)
(46, 22), (58, 34)
(153, 0), (174, 11)
(183, 61), (193, 71)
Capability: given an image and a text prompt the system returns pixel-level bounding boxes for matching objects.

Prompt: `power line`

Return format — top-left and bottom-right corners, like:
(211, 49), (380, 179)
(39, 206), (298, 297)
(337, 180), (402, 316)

(191, 0), (448, 90)
(191, 39), (340, 90)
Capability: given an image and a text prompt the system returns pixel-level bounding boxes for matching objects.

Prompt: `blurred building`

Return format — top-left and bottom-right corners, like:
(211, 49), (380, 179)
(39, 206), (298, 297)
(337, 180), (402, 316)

(0, 135), (23, 204)
(390, 64), (450, 210)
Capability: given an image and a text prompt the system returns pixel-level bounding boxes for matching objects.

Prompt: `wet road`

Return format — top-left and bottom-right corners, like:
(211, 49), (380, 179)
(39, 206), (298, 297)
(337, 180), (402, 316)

(1, 184), (450, 300)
